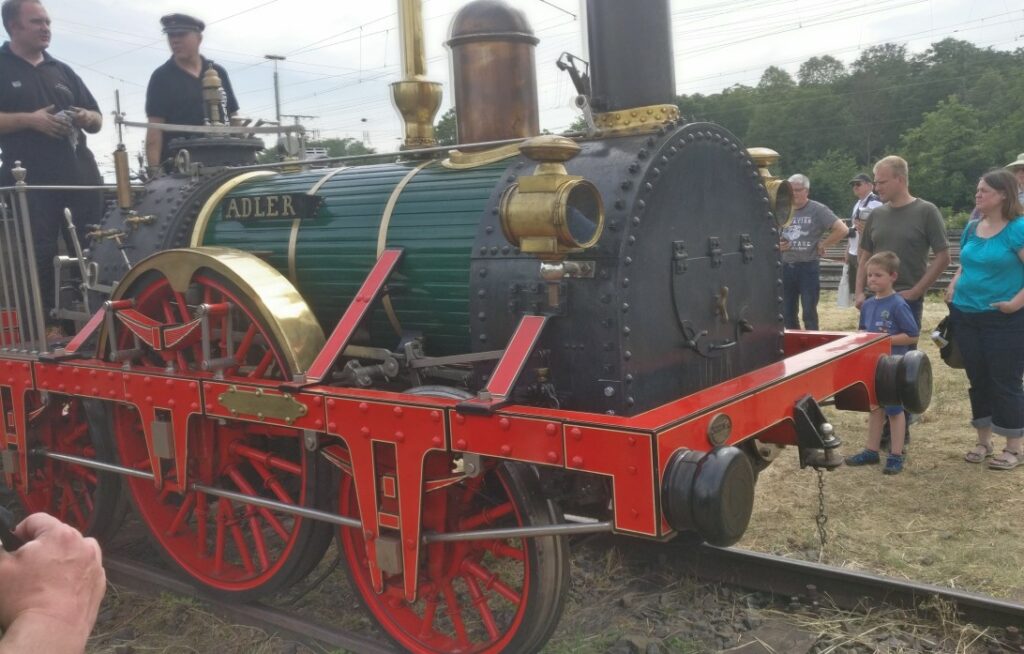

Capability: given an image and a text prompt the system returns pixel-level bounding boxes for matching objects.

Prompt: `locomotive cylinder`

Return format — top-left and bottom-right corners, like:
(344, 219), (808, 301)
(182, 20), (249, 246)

(446, 0), (540, 146)
(585, 0), (676, 113)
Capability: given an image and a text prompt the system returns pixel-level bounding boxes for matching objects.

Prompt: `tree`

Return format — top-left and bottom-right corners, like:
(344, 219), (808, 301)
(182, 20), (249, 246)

(434, 108), (457, 146)
(306, 137), (375, 157)
(899, 96), (988, 212)
(758, 66), (795, 90)
(798, 56), (846, 86)
(806, 150), (862, 216)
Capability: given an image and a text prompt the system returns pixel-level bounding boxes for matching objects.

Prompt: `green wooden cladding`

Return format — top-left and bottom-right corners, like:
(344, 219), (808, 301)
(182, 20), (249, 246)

(200, 161), (507, 355)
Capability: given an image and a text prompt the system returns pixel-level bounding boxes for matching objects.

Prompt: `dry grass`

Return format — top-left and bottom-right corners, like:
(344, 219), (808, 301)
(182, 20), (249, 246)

(742, 292), (1024, 601)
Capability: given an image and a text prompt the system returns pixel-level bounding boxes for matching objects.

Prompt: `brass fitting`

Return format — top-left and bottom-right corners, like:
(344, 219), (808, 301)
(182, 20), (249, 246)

(498, 135), (604, 261)
(202, 67), (226, 125)
(747, 147), (794, 227)
(391, 0), (442, 148)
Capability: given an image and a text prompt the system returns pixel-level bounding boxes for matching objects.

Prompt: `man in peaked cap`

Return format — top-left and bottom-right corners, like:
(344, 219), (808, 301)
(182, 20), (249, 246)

(1006, 153), (1024, 204)
(844, 173), (882, 303)
(144, 12), (239, 172)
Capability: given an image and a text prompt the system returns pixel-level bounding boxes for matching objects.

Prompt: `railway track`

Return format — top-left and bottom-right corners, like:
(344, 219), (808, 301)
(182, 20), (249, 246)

(675, 541), (1024, 630)
(102, 534), (1024, 652)
(103, 555), (398, 654)
(819, 240), (961, 292)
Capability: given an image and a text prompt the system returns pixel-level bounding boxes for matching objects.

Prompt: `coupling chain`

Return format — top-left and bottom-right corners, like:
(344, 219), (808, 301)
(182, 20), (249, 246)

(815, 468), (829, 559)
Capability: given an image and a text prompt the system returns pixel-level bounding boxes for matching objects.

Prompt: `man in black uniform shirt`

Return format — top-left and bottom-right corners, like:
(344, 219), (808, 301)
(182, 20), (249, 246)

(145, 13), (239, 171)
(0, 0), (103, 325)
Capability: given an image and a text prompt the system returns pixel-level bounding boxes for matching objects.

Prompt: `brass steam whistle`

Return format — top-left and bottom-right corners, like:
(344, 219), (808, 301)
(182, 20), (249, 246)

(747, 147), (794, 227)
(499, 135), (605, 307)
(202, 66), (228, 126)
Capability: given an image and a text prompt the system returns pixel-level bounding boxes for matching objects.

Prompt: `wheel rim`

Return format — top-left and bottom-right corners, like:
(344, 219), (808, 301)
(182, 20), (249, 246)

(114, 271), (321, 594)
(339, 456), (563, 654)
(19, 397), (106, 533)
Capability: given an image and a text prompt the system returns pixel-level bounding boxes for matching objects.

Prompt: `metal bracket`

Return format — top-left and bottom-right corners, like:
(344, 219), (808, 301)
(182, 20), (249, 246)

(740, 233), (754, 263)
(673, 241), (688, 274)
(457, 314), (550, 415)
(708, 237), (723, 267)
(281, 248), (404, 391)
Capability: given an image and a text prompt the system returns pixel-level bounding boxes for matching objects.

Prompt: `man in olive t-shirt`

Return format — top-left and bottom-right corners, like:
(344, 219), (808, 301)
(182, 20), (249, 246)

(855, 156), (950, 328)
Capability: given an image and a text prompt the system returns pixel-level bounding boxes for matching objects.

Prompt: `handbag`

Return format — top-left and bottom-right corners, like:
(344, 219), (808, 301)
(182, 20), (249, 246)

(836, 261), (851, 308)
(932, 313), (964, 369)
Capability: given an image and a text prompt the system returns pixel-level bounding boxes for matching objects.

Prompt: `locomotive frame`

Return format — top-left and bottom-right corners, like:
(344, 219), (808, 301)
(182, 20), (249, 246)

(0, 1), (932, 652)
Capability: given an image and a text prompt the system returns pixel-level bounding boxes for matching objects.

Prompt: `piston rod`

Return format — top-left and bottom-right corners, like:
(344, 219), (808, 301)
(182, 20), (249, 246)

(31, 449), (360, 528)
(422, 520), (613, 543)
(32, 448), (616, 543)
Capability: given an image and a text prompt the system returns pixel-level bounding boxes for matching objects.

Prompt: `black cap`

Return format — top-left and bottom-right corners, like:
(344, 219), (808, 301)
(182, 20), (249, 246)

(849, 173), (873, 185)
(161, 13), (205, 34)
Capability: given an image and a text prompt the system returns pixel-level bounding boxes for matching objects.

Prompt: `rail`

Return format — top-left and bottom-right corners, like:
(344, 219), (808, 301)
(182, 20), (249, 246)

(819, 243), (961, 292)
(0, 166), (128, 355)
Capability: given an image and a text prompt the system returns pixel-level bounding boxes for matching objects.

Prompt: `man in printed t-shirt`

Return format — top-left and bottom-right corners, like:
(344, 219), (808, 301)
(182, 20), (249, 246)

(780, 173), (849, 330)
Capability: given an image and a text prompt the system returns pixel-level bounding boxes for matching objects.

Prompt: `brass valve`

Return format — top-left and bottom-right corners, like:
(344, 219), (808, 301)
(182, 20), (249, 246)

(498, 135), (604, 261)
(88, 228), (127, 242)
(123, 213), (156, 229)
(747, 147), (794, 227)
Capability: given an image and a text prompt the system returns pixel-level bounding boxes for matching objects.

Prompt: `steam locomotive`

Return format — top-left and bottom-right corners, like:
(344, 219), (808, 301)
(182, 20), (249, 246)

(0, 0), (931, 652)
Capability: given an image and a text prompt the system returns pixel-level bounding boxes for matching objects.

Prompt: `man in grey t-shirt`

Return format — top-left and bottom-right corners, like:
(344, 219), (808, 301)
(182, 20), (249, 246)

(855, 156), (950, 328)
(780, 174), (849, 330)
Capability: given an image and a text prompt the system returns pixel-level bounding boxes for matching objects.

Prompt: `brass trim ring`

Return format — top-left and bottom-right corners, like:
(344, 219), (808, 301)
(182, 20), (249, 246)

(377, 160), (435, 336)
(190, 171), (278, 247)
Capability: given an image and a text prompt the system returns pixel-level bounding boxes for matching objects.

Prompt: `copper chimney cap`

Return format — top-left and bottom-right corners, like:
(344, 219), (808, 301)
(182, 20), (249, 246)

(447, 0), (538, 47)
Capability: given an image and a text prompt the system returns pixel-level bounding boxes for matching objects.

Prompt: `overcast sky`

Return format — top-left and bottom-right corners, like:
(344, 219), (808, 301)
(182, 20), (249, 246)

(28, 0), (1024, 173)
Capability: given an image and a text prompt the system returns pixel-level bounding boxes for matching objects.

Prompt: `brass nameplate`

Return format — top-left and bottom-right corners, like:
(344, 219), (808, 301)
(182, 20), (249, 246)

(218, 386), (308, 424)
(223, 193), (322, 221)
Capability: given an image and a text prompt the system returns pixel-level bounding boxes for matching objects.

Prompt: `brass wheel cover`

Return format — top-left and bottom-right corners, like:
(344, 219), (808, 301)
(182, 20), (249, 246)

(103, 247), (325, 376)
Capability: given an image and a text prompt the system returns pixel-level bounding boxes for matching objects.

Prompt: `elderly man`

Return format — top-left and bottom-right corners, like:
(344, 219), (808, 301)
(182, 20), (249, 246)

(855, 156), (950, 327)
(1006, 153), (1024, 204)
(145, 13), (239, 171)
(0, 0), (103, 331)
(780, 173), (848, 330)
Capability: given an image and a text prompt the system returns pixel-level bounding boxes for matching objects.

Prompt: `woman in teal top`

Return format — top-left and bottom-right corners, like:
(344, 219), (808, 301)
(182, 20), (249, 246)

(946, 169), (1024, 470)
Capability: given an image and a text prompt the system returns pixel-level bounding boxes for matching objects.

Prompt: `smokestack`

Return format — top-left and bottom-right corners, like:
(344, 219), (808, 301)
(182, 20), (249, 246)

(585, 0), (676, 114)
(446, 0), (539, 147)
(391, 0), (443, 149)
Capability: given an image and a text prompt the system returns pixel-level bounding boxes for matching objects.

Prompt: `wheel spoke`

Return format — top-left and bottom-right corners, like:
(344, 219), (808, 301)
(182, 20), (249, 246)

(462, 573), (500, 640)
(458, 500), (515, 531)
(442, 582), (470, 648)
(227, 501), (256, 575)
(214, 498), (228, 573)
(196, 493), (209, 558)
(63, 481), (87, 528)
(168, 492), (196, 536)
(249, 350), (274, 379)
(231, 443), (302, 477)
(480, 539), (525, 562)
(418, 591), (441, 639)
(226, 466), (272, 571)
(461, 558), (521, 604)
(234, 324), (257, 364)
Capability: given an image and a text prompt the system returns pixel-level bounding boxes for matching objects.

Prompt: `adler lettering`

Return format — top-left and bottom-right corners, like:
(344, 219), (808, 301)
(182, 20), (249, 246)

(223, 194), (302, 220)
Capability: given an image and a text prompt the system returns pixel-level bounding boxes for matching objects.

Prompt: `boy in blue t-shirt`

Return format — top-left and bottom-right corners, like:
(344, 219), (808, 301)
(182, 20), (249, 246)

(846, 251), (920, 474)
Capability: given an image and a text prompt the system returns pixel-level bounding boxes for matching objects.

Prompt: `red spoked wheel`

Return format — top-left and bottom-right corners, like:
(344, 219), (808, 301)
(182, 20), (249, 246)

(18, 396), (124, 540)
(339, 456), (570, 654)
(113, 267), (331, 598)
